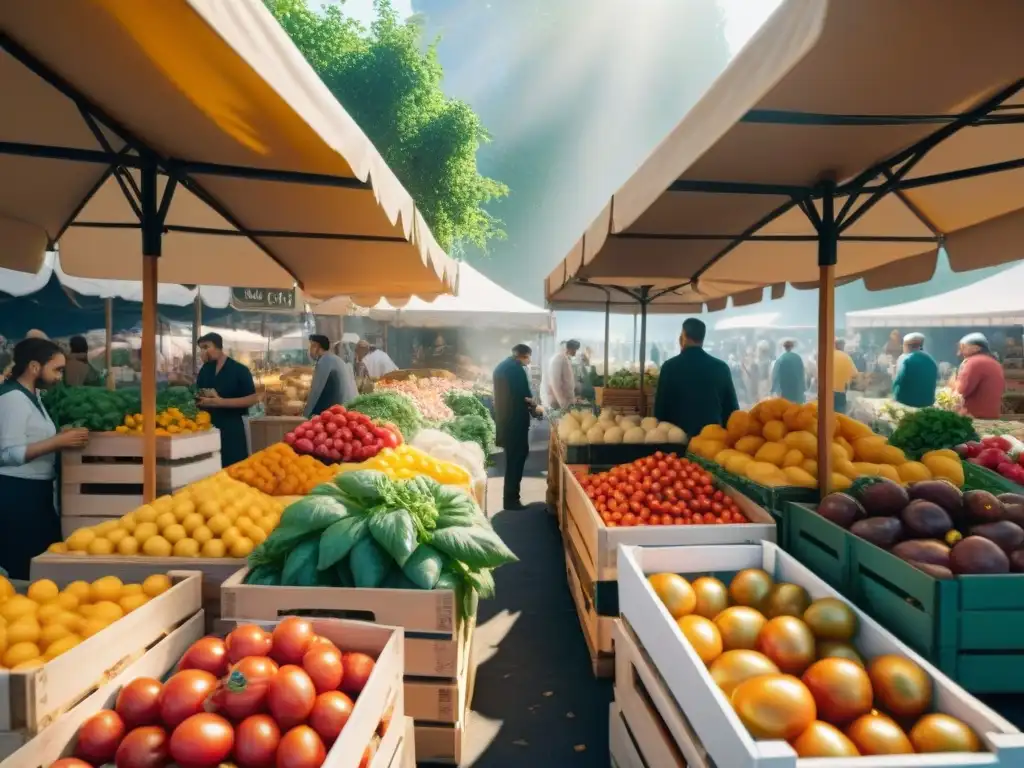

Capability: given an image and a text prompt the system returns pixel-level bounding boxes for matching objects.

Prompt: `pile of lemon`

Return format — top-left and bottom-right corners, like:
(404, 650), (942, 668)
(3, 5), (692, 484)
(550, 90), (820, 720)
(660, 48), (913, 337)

(0, 574), (171, 670)
(51, 473), (285, 560)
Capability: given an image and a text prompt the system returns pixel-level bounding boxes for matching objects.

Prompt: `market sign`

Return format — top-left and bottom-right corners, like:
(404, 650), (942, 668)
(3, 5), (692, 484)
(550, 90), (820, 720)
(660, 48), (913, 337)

(231, 287), (297, 311)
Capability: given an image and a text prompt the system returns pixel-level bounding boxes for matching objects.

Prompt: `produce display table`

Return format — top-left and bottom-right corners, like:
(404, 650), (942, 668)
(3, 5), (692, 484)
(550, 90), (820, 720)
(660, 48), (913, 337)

(593, 386), (650, 416)
(249, 415), (305, 453)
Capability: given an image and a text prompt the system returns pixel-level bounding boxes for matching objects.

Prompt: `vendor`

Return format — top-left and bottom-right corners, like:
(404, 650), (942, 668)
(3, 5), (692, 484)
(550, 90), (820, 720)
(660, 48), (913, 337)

(355, 339), (398, 379)
(955, 332), (1006, 419)
(0, 339), (89, 578)
(770, 339), (806, 404)
(892, 332), (938, 408)
(196, 332), (259, 468)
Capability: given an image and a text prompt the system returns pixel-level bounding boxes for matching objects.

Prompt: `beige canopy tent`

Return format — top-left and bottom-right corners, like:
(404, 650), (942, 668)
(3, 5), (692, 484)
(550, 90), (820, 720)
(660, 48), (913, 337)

(546, 0), (1024, 488)
(1, 0), (458, 499)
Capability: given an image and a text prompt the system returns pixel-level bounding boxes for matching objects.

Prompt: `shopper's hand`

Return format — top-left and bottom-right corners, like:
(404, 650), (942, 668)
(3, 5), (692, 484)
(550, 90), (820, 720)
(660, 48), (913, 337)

(197, 396), (224, 408)
(57, 428), (89, 449)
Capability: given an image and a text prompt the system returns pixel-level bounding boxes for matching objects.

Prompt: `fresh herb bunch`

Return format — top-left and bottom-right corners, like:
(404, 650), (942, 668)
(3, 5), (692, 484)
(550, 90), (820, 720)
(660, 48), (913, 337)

(441, 414), (496, 461)
(887, 407), (979, 458)
(606, 368), (658, 389)
(444, 389), (490, 421)
(246, 470), (517, 619)
(347, 391), (423, 440)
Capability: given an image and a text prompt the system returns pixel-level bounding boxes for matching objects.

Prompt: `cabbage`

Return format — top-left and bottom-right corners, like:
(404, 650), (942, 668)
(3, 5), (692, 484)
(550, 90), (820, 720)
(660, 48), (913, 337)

(667, 426), (686, 443)
(586, 425), (605, 443)
(623, 427), (646, 444)
(603, 426), (624, 444)
(640, 417), (660, 432)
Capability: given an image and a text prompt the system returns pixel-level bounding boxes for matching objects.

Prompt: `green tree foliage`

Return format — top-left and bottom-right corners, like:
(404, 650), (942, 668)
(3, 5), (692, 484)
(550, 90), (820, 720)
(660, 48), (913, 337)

(264, 0), (508, 253)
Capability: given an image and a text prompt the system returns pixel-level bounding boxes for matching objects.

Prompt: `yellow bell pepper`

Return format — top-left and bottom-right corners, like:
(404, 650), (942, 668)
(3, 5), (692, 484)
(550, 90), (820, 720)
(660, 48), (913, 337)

(335, 445), (473, 489)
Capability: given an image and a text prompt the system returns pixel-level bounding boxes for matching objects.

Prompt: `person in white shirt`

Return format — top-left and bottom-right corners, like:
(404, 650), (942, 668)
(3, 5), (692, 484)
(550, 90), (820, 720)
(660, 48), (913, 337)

(354, 339), (398, 380)
(544, 339), (580, 411)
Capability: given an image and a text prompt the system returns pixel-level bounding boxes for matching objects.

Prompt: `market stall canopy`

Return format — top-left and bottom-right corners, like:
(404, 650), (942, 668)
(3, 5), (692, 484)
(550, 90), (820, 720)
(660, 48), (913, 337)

(545, 0), (1024, 311)
(0, 0), (458, 302)
(847, 263), (1024, 329)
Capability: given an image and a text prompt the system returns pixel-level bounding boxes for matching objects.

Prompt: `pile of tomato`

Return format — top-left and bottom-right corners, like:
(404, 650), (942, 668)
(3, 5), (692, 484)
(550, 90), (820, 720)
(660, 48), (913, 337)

(51, 617), (389, 768)
(578, 452), (749, 527)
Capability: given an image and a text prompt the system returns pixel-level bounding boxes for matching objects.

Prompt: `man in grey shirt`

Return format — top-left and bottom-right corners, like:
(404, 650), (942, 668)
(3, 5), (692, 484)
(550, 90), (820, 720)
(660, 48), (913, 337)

(304, 334), (358, 418)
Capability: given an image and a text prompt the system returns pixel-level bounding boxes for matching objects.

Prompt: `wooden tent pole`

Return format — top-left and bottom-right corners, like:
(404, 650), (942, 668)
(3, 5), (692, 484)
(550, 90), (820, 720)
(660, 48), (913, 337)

(104, 298), (114, 391)
(142, 255), (158, 502)
(816, 181), (838, 496)
(603, 295), (610, 386)
(192, 295), (202, 379)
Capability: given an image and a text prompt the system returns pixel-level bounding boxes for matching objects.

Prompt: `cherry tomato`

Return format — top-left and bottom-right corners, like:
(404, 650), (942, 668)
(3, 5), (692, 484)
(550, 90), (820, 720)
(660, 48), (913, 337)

(234, 714), (281, 768)
(302, 645), (344, 693)
(308, 690), (355, 745)
(267, 665), (317, 729)
(116, 678), (163, 729)
(159, 669), (217, 729)
(341, 652), (376, 697)
(226, 624), (274, 663)
(114, 725), (169, 768)
(277, 725), (327, 768)
(179, 636), (230, 677)
(621, 513), (636, 527)
(50, 760), (92, 768)
(75, 709), (126, 764)
(271, 617), (316, 665)
(169, 713), (234, 768)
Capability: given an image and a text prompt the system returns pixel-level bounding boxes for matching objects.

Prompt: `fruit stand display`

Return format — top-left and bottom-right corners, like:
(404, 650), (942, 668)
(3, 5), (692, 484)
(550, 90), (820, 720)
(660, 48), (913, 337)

(614, 540), (1024, 767)
(786, 477), (1024, 693)
(0, 570), (200, 757)
(553, 407), (687, 465)
(13, 614), (413, 768)
(561, 453), (776, 677)
(593, 368), (658, 416)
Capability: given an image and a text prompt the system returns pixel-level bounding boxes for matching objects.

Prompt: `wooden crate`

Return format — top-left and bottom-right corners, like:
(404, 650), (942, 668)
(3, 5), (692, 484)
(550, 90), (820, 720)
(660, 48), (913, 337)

(249, 415), (304, 452)
(617, 541), (1024, 768)
(562, 463), (775, 634)
(0, 570), (201, 755)
(546, 432), (564, 515)
(565, 541), (614, 679)
(31, 553), (244, 632)
(609, 703), (645, 768)
(413, 635), (477, 766)
(61, 430), (222, 520)
(594, 387), (651, 416)
(13, 614), (407, 768)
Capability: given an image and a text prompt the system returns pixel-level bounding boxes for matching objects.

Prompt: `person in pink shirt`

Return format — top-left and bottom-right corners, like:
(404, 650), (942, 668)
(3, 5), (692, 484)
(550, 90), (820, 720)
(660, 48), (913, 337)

(956, 333), (1005, 419)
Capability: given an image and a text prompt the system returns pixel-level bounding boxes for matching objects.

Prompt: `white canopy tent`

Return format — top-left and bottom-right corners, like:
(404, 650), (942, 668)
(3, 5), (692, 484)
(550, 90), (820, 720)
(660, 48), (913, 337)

(847, 263), (1024, 328)
(714, 312), (815, 332)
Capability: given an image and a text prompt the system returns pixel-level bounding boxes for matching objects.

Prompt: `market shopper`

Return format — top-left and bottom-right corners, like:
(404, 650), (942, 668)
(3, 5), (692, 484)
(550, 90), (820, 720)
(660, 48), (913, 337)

(305, 334), (357, 417)
(196, 332), (259, 468)
(543, 339), (579, 411)
(64, 335), (102, 387)
(833, 338), (859, 414)
(0, 339), (89, 578)
(355, 339), (398, 379)
(955, 332), (1006, 419)
(771, 339), (806, 404)
(493, 343), (541, 511)
(654, 318), (739, 438)
(892, 332), (939, 408)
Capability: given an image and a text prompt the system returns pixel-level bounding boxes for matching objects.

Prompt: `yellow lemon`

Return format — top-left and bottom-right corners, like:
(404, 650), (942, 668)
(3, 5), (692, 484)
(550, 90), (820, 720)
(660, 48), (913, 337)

(198, 500), (221, 519)
(90, 601), (124, 623)
(47, 542), (68, 554)
(221, 527), (241, 548)
(121, 584), (143, 596)
(229, 538), (254, 559)
(155, 512), (177, 531)
(37, 603), (64, 623)
(55, 592), (80, 612)
(207, 514), (230, 536)
(119, 594), (149, 613)
(64, 581), (91, 602)
(117, 536), (140, 556)
(95, 520), (120, 536)
(4, 642), (41, 668)
(81, 618), (110, 638)
(8, 618), (40, 645)
(0, 577), (15, 600)
(87, 537), (115, 556)
(258, 516), (278, 534)
(192, 526), (213, 545)
(90, 576), (123, 603)
(0, 625), (6, 656)
(119, 513), (138, 533)
(105, 528), (129, 546)
(66, 528), (96, 552)
(201, 539), (227, 558)
(44, 634), (81, 660)
(12, 658), (44, 671)
(172, 499), (196, 521)
(249, 527), (267, 546)
(162, 524), (187, 545)
(134, 505), (159, 523)
(1, 596), (38, 623)
(133, 522), (159, 545)
(39, 622), (72, 648)
(152, 496), (174, 514)
(142, 574), (172, 598)
(52, 612), (84, 633)
(26, 580), (59, 604)
(142, 536), (172, 557)
(173, 538), (200, 558)
(181, 513), (204, 534)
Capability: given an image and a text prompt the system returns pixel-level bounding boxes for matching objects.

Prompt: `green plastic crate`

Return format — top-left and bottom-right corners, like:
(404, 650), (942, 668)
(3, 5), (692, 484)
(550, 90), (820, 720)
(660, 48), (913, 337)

(963, 460), (1024, 494)
(783, 502), (850, 589)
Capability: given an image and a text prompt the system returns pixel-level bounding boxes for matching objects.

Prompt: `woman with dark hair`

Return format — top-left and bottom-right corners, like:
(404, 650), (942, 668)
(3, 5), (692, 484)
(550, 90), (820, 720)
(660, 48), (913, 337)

(0, 339), (89, 577)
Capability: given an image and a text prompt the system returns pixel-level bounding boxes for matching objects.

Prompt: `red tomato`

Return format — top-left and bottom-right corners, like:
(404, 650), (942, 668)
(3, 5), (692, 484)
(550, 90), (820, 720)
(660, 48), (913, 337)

(116, 678), (164, 729)
(340, 653), (376, 697)
(267, 665), (317, 729)
(159, 669), (217, 729)
(302, 646), (344, 693)
(50, 760), (92, 768)
(179, 636), (230, 677)
(169, 713), (234, 768)
(276, 725), (327, 768)
(227, 625), (274, 663)
(308, 690), (355, 745)
(271, 617), (315, 665)
(211, 656), (278, 721)
(621, 513), (636, 527)
(234, 714), (281, 768)
(75, 709), (126, 764)
(114, 725), (169, 768)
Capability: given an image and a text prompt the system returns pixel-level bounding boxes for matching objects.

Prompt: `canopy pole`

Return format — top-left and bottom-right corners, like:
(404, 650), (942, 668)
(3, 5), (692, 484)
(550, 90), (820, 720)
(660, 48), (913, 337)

(638, 287), (650, 412)
(816, 182), (838, 497)
(632, 314), (637, 365)
(192, 295), (202, 380)
(603, 294), (610, 389)
(104, 298), (114, 391)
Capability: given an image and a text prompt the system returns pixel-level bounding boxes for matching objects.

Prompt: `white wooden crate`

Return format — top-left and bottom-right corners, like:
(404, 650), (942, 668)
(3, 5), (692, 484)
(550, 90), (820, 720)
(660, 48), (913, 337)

(618, 541), (1024, 768)
(609, 703), (645, 768)
(0, 571), (201, 754)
